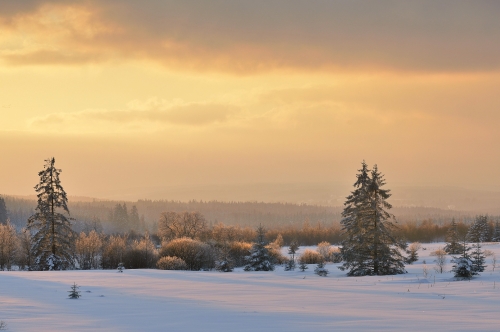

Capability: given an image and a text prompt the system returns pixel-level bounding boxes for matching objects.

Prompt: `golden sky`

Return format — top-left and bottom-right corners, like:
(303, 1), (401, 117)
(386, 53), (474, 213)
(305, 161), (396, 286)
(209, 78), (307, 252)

(1, 1), (500, 200)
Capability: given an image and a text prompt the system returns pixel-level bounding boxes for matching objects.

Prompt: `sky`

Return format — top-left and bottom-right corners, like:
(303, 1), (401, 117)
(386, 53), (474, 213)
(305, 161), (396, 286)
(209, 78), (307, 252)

(1, 1), (500, 201)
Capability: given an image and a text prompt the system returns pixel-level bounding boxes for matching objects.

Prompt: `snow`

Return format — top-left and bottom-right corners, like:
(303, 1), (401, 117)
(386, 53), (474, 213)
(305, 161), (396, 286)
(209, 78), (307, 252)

(2, 243), (500, 331)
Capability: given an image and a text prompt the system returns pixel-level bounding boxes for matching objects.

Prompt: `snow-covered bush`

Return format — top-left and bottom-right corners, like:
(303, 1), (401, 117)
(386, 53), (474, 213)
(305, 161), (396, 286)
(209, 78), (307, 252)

(156, 256), (188, 270)
(215, 259), (234, 272)
(299, 249), (322, 264)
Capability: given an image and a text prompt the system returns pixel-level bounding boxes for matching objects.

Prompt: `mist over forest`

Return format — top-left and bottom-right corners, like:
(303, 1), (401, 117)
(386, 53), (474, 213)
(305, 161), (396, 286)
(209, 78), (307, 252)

(3, 184), (497, 239)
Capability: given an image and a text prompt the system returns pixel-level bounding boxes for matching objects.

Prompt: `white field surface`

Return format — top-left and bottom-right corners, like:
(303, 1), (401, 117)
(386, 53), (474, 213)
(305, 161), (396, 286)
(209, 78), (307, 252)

(2, 243), (500, 331)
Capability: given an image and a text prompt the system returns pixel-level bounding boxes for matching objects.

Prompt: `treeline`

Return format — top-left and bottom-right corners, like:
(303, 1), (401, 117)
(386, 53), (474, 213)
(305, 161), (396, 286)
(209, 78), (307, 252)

(2, 195), (482, 240)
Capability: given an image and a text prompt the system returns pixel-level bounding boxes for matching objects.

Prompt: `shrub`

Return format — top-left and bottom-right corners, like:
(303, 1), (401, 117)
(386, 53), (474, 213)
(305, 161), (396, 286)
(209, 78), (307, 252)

(160, 237), (215, 271)
(266, 243), (288, 265)
(299, 249), (323, 264)
(228, 241), (252, 267)
(101, 235), (126, 269)
(317, 241), (332, 262)
(157, 256), (188, 270)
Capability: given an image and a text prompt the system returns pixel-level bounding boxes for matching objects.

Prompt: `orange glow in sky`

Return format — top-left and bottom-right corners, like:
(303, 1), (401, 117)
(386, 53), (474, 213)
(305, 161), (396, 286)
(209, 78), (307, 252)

(1, 1), (500, 200)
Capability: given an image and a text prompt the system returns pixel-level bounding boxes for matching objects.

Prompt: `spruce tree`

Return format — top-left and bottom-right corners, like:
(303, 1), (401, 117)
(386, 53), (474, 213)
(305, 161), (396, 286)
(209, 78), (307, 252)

(466, 215), (489, 243)
(244, 224), (274, 271)
(314, 260), (329, 276)
(285, 240), (299, 271)
(444, 218), (462, 254)
(492, 221), (500, 242)
(68, 282), (81, 299)
(470, 242), (486, 273)
(339, 162), (407, 276)
(27, 158), (76, 270)
(452, 239), (475, 279)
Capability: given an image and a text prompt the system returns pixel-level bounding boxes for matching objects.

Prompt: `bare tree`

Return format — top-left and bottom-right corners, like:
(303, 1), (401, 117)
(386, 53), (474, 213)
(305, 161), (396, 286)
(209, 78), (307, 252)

(0, 221), (18, 270)
(101, 235), (127, 269)
(17, 228), (33, 270)
(317, 241), (332, 262)
(431, 247), (447, 273)
(158, 211), (206, 240)
(75, 230), (103, 269)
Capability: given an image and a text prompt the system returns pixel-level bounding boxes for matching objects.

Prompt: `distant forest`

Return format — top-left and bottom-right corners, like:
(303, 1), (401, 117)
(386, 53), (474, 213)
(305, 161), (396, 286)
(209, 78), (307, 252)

(3, 195), (494, 244)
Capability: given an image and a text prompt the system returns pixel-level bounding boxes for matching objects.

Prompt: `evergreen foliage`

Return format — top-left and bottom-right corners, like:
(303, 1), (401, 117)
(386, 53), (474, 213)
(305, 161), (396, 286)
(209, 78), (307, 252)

(466, 215), (490, 243)
(452, 240), (476, 279)
(287, 240), (299, 262)
(215, 242), (234, 272)
(470, 242), (486, 273)
(314, 260), (329, 276)
(68, 282), (81, 299)
(117, 262), (125, 272)
(0, 197), (8, 224)
(405, 242), (421, 264)
(284, 258), (296, 271)
(339, 162), (407, 276)
(299, 261), (308, 272)
(244, 225), (275, 271)
(27, 158), (76, 271)
(492, 221), (500, 242)
(444, 218), (463, 254)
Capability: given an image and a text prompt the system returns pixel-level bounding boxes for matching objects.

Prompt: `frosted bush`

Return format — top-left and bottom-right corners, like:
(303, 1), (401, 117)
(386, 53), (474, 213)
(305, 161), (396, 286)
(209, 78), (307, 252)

(156, 256), (188, 270)
(299, 249), (323, 264)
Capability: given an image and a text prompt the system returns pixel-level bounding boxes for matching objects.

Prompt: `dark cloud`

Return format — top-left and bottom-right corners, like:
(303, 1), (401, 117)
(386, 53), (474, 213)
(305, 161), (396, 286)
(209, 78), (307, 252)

(3, 0), (500, 72)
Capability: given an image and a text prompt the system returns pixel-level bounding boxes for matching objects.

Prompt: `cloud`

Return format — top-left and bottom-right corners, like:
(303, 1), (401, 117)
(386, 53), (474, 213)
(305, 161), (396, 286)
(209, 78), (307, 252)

(2, 1), (500, 73)
(28, 99), (241, 132)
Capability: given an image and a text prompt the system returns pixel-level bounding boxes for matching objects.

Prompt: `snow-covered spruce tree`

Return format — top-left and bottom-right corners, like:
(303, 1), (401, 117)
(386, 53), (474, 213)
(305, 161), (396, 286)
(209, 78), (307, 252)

(27, 158), (76, 270)
(339, 162), (407, 276)
(405, 242), (421, 265)
(452, 239), (475, 280)
(492, 221), (500, 242)
(284, 240), (299, 271)
(470, 242), (486, 273)
(299, 261), (308, 272)
(215, 242), (234, 272)
(314, 260), (329, 277)
(244, 224), (274, 271)
(466, 215), (490, 243)
(444, 218), (462, 255)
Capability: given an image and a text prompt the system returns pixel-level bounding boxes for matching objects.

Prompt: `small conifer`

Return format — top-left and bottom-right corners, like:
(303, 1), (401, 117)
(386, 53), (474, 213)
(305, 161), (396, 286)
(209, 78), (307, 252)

(68, 283), (81, 299)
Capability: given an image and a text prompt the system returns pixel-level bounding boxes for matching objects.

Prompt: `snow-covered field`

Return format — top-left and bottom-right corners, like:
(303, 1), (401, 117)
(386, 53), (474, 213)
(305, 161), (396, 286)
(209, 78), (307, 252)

(2, 243), (500, 331)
